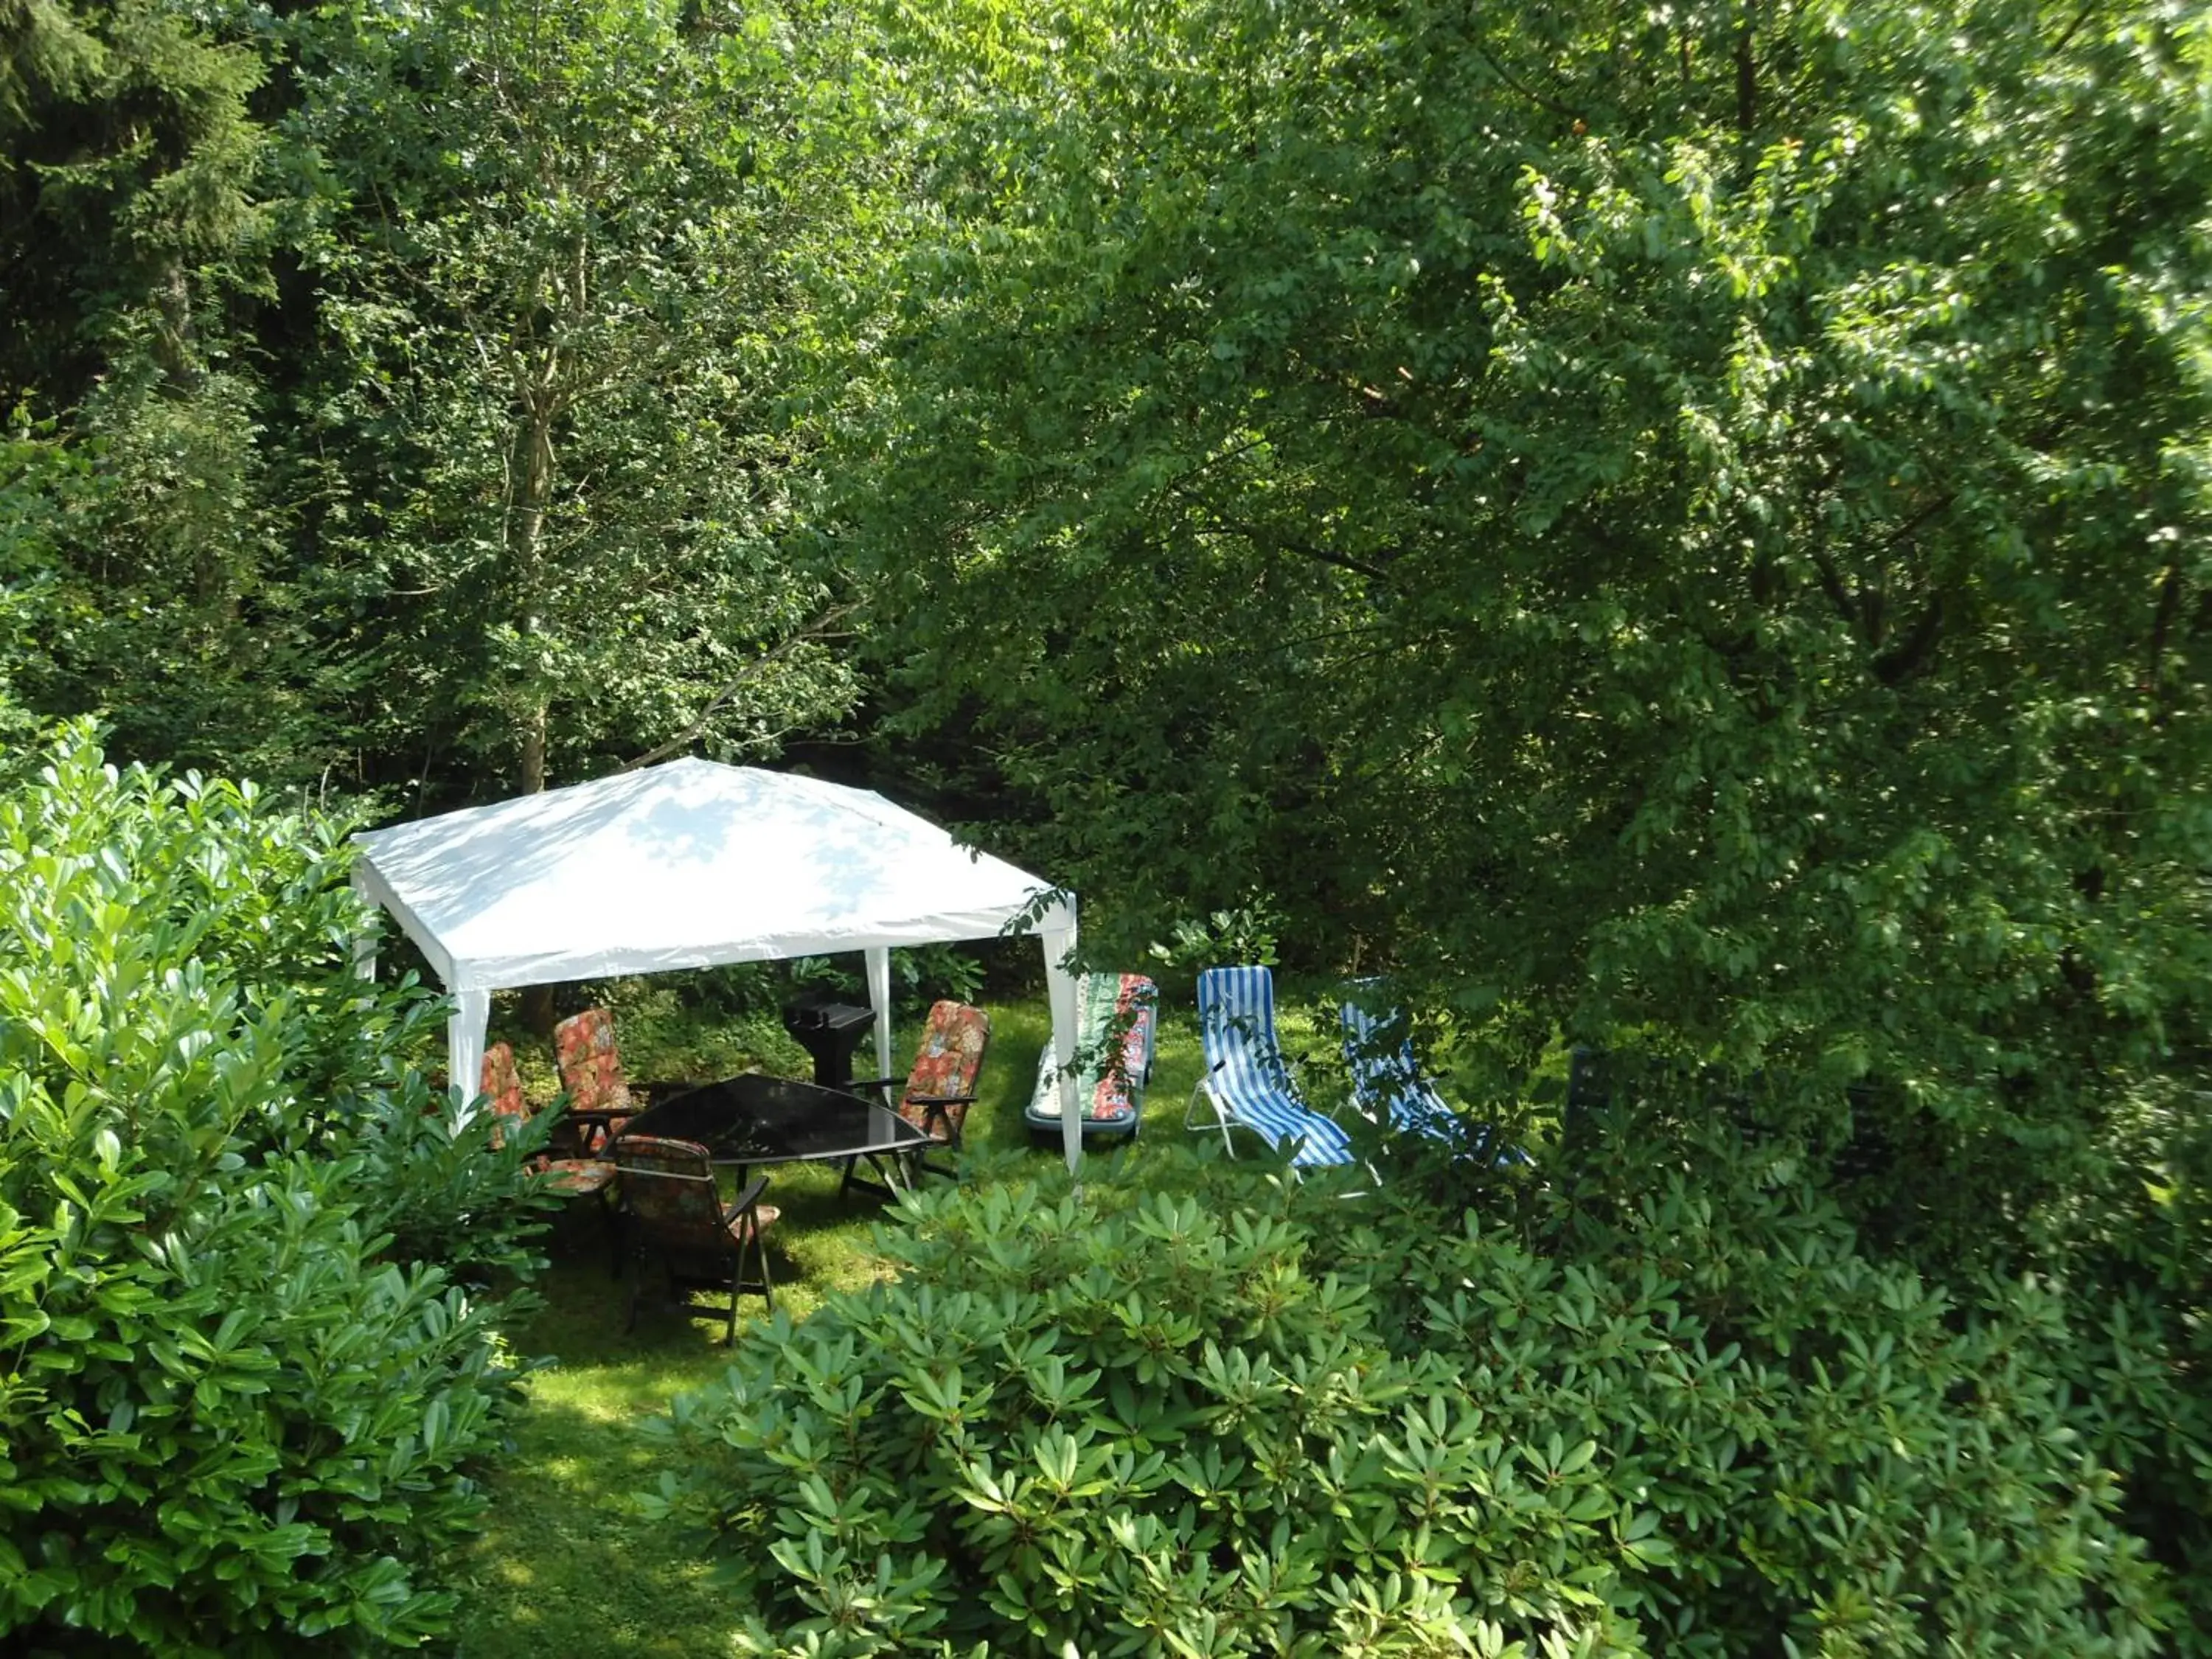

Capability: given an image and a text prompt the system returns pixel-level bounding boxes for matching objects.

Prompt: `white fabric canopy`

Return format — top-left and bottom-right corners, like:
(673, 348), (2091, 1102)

(350, 757), (1086, 1170)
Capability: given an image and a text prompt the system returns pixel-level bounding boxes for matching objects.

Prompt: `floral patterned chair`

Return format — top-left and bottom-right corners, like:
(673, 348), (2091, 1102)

(549, 1006), (693, 1154)
(479, 1041), (617, 1201)
(1024, 973), (1157, 1143)
(849, 1000), (992, 1180)
(611, 1135), (778, 1342)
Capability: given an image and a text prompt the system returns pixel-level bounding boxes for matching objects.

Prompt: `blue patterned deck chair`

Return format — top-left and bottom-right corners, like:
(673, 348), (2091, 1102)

(1338, 995), (1463, 1143)
(1187, 966), (1354, 1169)
(1340, 990), (1523, 1164)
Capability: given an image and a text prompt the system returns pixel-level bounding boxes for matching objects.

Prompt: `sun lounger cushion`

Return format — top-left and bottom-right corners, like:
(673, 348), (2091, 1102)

(1026, 973), (1157, 1140)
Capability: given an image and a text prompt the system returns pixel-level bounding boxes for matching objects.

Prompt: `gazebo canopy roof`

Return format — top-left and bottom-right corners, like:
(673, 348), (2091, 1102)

(352, 757), (1062, 993)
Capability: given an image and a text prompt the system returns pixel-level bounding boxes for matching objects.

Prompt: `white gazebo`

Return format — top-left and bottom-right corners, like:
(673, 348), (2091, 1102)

(349, 757), (1088, 1169)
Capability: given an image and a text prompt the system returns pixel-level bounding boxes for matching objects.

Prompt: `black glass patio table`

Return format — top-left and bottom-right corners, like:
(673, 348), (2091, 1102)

(618, 1072), (931, 1199)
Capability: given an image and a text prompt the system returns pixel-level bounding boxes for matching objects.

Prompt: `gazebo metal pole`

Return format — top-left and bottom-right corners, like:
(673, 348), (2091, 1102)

(864, 947), (894, 1093)
(446, 988), (493, 1119)
(1040, 900), (1082, 1178)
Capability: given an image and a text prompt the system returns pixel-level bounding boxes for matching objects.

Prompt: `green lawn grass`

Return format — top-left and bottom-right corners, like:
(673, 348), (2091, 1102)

(446, 990), (1215, 1656)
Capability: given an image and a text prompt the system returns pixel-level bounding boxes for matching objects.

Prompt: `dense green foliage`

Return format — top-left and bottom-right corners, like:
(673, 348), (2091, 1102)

(653, 1152), (2181, 1656)
(0, 0), (299, 775)
(4, 0), (2209, 1648)
(827, 0), (2212, 1224)
(794, 13), (2212, 1616)
(0, 731), (552, 1654)
(0, 0), (266, 397)
(797, 0), (2212, 1630)
(2, 0), (858, 801)
(285, 0), (856, 792)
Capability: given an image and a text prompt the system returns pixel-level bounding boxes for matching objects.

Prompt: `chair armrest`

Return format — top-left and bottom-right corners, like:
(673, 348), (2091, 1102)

(720, 1173), (771, 1227)
(564, 1107), (627, 1131)
(547, 1105), (626, 1155)
(846, 1074), (902, 1092)
(909, 1093), (977, 1148)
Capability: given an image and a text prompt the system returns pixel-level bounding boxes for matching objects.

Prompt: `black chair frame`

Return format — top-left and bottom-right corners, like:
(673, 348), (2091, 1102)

(620, 1164), (775, 1343)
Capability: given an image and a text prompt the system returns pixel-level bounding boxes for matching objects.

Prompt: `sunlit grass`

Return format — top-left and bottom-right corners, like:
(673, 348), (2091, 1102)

(447, 990), (1212, 1656)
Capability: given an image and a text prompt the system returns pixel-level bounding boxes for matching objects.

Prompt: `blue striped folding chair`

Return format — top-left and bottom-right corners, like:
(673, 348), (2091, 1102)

(1186, 966), (1354, 1169)
(1340, 987), (1523, 1164)
(1339, 995), (1463, 1143)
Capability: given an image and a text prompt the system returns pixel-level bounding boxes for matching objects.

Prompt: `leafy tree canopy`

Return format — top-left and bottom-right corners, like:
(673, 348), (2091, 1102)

(285, 0), (860, 796)
(821, 0), (2212, 1211)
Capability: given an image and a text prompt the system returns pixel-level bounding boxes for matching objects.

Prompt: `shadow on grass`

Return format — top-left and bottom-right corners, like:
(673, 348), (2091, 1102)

(448, 1165), (912, 1659)
(446, 1384), (733, 1659)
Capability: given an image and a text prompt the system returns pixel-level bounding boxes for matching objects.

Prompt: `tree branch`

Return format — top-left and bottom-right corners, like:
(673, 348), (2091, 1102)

(616, 602), (858, 773)
(1176, 501), (1394, 583)
(1736, 0), (1758, 133)
(1472, 39), (1581, 125)
(2048, 0), (2098, 54)
(1806, 544), (1860, 630)
(2145, 560), (2183, 713)
(1872, 592), (1944, 684)
(1882, 490), (1955, 553)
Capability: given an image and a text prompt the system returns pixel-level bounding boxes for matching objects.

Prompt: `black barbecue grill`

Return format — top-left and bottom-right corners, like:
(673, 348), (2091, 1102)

(780, 993), (875, 1091)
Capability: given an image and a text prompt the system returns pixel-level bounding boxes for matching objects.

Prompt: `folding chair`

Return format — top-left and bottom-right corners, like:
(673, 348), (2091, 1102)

(1186, 966), (1354, 1169)
(550, 1006), (694, 1152)
(612, 1135), (777, 1342)
(481, 1040), (617, 1200)
(848, 1000), (991, 1183)
(1338, 992), (1522, 1164)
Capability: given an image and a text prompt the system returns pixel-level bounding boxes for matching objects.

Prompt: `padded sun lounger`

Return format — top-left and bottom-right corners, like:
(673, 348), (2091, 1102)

(1026, 973), (1158, 1142)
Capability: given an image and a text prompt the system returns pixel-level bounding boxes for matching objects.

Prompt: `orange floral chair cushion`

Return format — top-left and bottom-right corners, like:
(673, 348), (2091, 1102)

(613, 1135), (779, 1245)
(552, 1006), (635, 1150)
(479, 1042), (531, 1150)
(536, 1157), (616, 1197)
(480, 1039), (615, 1195)
(897, 1001), (992, 1147)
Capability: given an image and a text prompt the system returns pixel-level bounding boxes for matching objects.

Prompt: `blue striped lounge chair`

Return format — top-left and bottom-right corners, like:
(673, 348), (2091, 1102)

(1186, 965), (1354, 1169)
(1338, 995), (1463, 1144)
(1340, 990), (1523, 1165)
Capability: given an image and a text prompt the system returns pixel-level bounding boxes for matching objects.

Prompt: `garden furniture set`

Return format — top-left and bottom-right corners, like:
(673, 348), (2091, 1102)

(487, 964), (1496, 1337)
(479, 998), (994, 1338)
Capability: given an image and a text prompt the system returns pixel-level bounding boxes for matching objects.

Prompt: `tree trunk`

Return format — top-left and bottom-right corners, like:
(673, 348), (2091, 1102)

(519, 704), (547, 795)
(513, 377), (554, 795)
(515, 373), (557, 1035)
(152, 260), (201, 392)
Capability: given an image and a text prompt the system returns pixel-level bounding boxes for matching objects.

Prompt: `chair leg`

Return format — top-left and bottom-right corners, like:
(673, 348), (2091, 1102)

(745, 1217), (773, 1315)
(624, 1248), (664, 1334)
(1185, 1082), (1239, 1158)
(907, 1134), (958, 1184)
(1183, 1080), (1211, 1132)
(726, 1217), (772, 1342)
